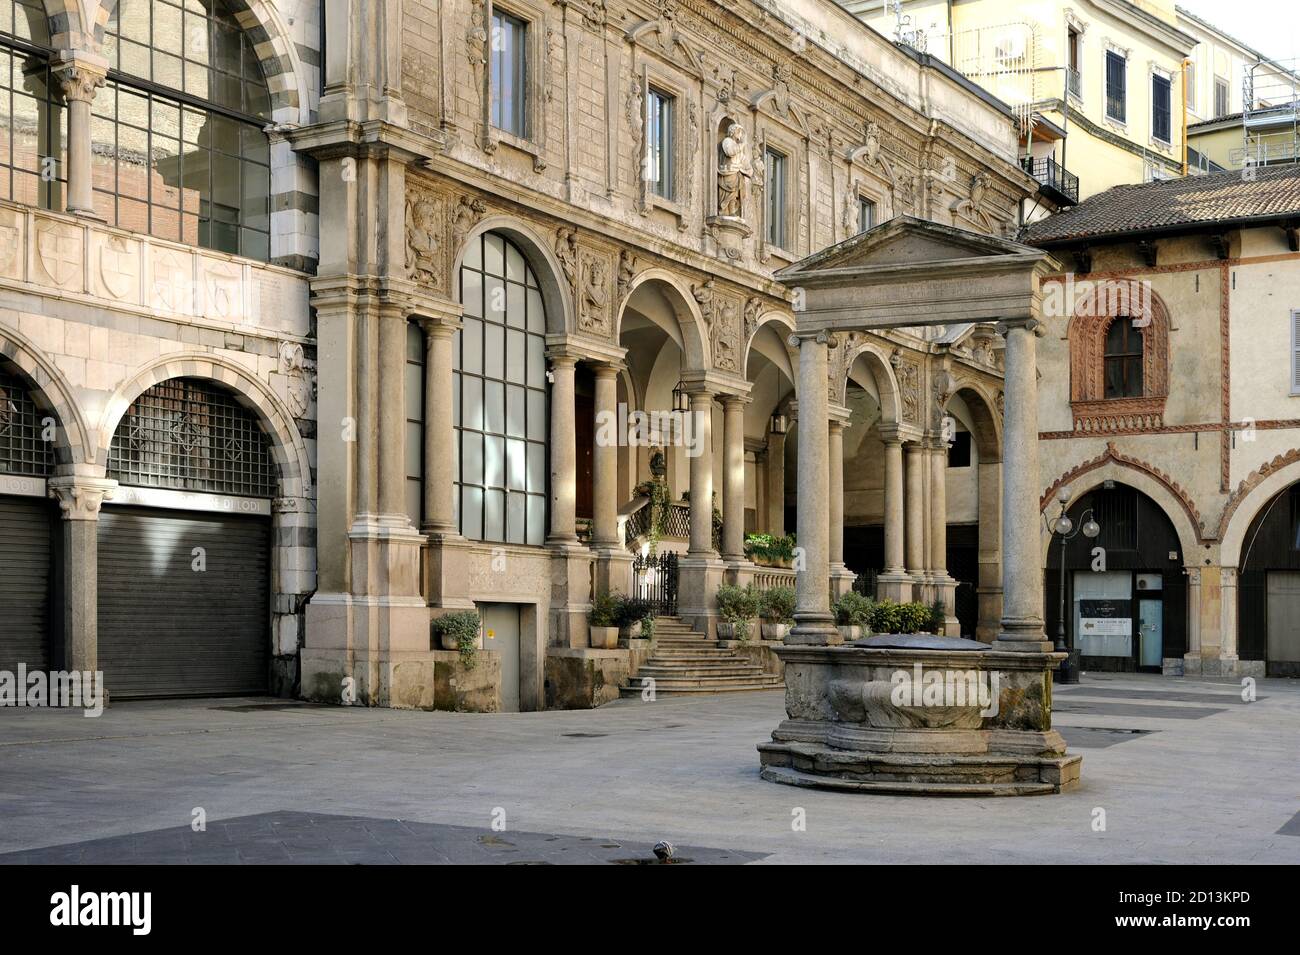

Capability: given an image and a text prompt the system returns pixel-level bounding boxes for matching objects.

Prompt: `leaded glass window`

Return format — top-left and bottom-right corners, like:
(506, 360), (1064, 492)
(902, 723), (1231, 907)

(0, 363), (52, 476)
(455, 232), (548, 546)
(108, 378), (276, 497)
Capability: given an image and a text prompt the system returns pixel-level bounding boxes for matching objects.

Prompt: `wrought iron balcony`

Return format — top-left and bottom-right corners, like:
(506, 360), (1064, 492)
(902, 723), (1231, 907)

(1066, 67), (1082, 99)
(1021, 155), (1079, 206)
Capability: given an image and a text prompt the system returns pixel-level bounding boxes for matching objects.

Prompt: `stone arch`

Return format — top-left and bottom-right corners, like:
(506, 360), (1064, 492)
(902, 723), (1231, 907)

(842, 339), (901, 426)
(1220, 450), (1300, 567)
(0, 323), (92, 468)
(945, 379), (1001, 462)
(1039, 450), (1204, 564)
(93, 0), (307, 118)
(743, 310), (796, 388)
(96, 353), (311, 499)
(453, 216), (574, 337)
(615, 269), (709, 373)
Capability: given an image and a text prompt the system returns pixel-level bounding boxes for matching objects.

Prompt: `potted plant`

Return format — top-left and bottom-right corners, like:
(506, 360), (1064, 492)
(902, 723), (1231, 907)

(716, 583), (761, 641)
(760, 586), (796, 640)
(833, 590), (874, 641)
(616, 595), (653, 641)
(588, 592), (621, 649)
(430, 610), (483, 669)
(928, 599), (948, 635)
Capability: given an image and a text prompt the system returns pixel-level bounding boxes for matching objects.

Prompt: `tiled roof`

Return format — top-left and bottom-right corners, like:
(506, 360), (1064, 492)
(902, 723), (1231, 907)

(1020, 164), (1300, 245)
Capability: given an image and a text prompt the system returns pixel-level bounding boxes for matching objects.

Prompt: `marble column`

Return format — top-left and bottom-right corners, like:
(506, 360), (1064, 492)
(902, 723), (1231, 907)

(52, 52), (107, 218)
(721, 394), (747, 562)
(1218, 567), (1239, 675)
(419, 315), (460, 536)
(995, 319), (1052, 651)
(928, 436), (958, 634)
(1183, 566), (1202, 674)
(47, 475), (117, 674)
(687, 389), (715, 557)
(877, 433), (911, 602)
(547, 353), (579, 545)
(903, 441), (926, 583)
(828, 417), (855, 597)
(789, 333), (841, 645)
(591, 363), (621, 548)
(765, 427), (786, 536)
(377, 306), (410, 521)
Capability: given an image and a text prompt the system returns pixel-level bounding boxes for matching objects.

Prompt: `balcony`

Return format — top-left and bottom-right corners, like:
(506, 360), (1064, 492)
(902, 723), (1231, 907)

(1066, 67), (1082, 99)
(1021, 155), (1079, 206)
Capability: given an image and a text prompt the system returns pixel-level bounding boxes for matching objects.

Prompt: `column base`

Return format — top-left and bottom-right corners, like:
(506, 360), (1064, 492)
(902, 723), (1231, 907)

(421, 531), (476, 610)
(928, 573), (960, 637)
(348, 514), (426, 599)
(677, 554), (725, 637)
(829, 563), (858, 600)
(549, 542), (594, 649)
(592, 545), (635, 597)
(876, 570), (913, 604)
(785, 611), (844, 646)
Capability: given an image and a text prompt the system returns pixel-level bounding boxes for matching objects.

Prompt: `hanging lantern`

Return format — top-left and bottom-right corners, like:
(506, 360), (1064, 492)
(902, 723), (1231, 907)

(672, 380), (690, 413)
(769, 413), (788, 435)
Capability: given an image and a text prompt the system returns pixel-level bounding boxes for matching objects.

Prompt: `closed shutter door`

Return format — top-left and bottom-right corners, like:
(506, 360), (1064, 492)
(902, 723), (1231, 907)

(98, 506), (270, 697)
(0, 495), (54, 672)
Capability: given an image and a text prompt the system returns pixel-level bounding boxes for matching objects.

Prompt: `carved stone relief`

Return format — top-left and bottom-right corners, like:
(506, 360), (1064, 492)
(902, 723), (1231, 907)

(578, 251), (612, 337)
(406, 188), (445, 291)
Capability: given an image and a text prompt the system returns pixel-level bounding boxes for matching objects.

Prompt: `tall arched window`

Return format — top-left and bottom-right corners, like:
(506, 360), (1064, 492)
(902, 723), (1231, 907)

(0, 1), (67, 209)
(93, 0), (272, 259)
(455, 231), (548, 546)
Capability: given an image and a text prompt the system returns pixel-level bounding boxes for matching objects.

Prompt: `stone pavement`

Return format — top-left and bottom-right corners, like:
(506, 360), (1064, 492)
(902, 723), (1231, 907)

(0, 672), (1296, 864)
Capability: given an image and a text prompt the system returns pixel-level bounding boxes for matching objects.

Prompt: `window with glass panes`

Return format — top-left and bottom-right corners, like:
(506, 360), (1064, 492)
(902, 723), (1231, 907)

(1104, 317), (1144, 399)
(647, 87), (674, 199)
(405, 321), (424, 528)
(0, 1), (67, 209)
(95, 0), (271, 260)
(765, 147), (786, 248)
(1152, 74), (1171, 143)
(857, 196), (876, 233)
(490, 10), (527, 137)
(455, 232), (549, 546)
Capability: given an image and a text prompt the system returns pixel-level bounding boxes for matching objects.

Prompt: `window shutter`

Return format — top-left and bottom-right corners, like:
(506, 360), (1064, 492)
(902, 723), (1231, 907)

(1292, 311), (1300, 392)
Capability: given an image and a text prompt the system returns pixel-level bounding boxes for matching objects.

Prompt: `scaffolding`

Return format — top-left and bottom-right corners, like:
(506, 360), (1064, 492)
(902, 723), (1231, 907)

(1237, 58), (1300, 168)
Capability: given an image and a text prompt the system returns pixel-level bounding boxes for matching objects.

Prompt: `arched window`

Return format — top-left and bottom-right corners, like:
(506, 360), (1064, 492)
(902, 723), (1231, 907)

(93, 0), (272, 259)
(108, 378), (275, 496)
(455, 231), (548, 546)
(0, 1), (67, 209)
(1103, 317), (1144, 398)
(0, 362), (52, 476)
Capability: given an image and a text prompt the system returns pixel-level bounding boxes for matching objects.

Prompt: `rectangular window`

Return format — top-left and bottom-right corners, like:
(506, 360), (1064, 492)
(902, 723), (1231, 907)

(1186, 62), (1197, 112)
(646, 88), (675, 199)
(1104, 317), (1144, 399)
(1067, 28), (1081, 98)
(405, 321), (425, 528)
(1106, 50), (1127, 123)
(765, 147), (787, 248)
(1214, 76), (1229, 118)
(1152, 74), (1172, 144)
(490, 11), (528, 137)
(1291, 310), (1300, 394)
(857, 196), (876, 233)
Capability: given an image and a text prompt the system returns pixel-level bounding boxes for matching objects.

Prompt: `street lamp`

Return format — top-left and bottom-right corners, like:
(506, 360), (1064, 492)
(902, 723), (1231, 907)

(1050, 484), (1100, 684)
(671, 379), (690, 413)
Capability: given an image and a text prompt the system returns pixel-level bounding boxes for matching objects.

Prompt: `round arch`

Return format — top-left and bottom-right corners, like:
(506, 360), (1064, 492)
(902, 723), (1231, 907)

(96, 353), (311, 499)
(94, 0), (308, 120)
(453, 216), (573, 336)
(1039, 461), (1202, 566)
(1221, 453), (1300, 567)
(945, 380), (1001, 462)
(742, 310), (796, 381)
(615, 269), (709, 373)
(843, 341), (901, 426)
(0, 324), (92, 468)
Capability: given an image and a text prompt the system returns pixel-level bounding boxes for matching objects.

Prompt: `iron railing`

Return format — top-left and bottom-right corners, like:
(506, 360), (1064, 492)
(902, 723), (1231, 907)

(632, 551), (678, 616)
(1021, 155), (1079, 205)
(1066, 67), (1081, 99)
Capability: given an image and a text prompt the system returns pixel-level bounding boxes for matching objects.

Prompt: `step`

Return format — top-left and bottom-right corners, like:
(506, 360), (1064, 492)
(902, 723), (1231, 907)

(637, 666), (769, 679)
(631, 674), (783, 688)
(619, 681), (784, 696)
(758, 765), (1059, 797)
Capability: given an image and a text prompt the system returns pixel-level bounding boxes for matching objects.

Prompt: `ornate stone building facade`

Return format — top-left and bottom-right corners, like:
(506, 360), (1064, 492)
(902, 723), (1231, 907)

(288, 0), (1040, 710)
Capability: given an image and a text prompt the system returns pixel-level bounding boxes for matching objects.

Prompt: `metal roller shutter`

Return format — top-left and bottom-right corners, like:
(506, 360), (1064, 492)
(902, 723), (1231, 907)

(0, 495), (54, 673)
(97, 506), (270, 697)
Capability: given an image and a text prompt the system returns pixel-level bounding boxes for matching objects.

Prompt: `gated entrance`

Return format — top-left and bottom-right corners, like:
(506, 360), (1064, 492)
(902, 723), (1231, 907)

(632, 551), (678, 616)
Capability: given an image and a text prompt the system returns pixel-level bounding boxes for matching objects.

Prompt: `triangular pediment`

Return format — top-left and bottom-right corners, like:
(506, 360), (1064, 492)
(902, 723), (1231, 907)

(778, 216), (1043, 278)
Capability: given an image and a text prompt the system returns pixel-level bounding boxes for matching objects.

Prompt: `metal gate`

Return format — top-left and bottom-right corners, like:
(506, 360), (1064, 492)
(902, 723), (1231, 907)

(0, 495), (55, 672)
(632, 551), (678, 616)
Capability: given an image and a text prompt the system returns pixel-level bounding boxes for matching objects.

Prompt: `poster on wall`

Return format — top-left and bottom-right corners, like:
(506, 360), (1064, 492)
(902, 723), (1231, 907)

(1077, 598), (1132, 656)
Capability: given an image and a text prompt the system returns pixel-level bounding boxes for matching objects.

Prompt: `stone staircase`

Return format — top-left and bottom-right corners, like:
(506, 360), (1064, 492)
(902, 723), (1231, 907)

(620, 615), (784, 697)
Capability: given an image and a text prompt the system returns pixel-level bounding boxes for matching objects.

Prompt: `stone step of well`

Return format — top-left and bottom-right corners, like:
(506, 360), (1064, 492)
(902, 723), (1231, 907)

(619, 680), (784, 697)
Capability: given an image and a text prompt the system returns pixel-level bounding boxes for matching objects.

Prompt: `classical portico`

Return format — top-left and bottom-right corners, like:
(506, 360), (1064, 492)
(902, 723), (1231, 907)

(761, 215), (1079, 794)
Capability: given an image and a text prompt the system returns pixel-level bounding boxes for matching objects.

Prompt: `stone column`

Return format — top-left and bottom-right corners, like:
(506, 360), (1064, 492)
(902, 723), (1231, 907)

(52, 52), (107, 218)
(828, 416), (855, 598)
(877, 432), (911, 603)
(591, 363), (621, 548)
(687, 389), (715, 557)
(904, 440), (926, 584)
(1218, 567), (1240, 675)
(995, 319), (1052, 651)
(47, 475), (117, 674)
(377, 305), (410, 521)
(1183, 566), (1202, 675)
(975, 457), (1003, 642)
(547, 352), (579, 545)
(788, 333), (841, 645)
(928, 437), (958, 634)
(765, 427), (786, 536)
(720, 394), (747, 562)
(419, 314), (460, 536)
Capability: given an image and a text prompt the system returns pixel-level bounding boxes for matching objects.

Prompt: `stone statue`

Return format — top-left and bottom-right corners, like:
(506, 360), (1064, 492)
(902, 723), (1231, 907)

(717, 123), (750, 218)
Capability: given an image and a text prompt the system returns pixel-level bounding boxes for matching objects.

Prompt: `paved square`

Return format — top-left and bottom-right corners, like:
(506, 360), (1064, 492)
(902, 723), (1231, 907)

(1, 672), (1296, 864)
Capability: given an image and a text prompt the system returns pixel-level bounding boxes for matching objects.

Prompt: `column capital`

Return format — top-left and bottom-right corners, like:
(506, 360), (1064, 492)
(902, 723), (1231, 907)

(51, 51), (108, 103)
(828, 417), (847, 435)
(995, 317), (1045, 338)
(590, 360), (625, 379)
(419, 315), (461, 339)
(48, 476), (117, 521)
(545, 349), (580, 368)
(718, 392), (751, 410)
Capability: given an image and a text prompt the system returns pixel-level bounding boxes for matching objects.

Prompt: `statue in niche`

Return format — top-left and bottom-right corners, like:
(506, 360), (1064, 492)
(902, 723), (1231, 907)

(717, 122), (750, 219)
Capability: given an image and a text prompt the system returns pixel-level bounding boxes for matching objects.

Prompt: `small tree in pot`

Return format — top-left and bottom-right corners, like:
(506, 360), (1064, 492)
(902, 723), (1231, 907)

(588, 592), (621, 649)
(832, 590), (874, 641)
(716, 583), (761, 641)
(759, 586), (796, 640)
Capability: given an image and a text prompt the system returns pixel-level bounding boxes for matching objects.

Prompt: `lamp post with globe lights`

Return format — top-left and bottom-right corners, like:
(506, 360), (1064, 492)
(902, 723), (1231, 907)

(1049, 485), (1100, 684)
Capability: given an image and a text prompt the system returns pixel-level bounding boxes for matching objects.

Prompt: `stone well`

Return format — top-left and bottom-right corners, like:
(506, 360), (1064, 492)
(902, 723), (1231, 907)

(757, 635), (1082, 796)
